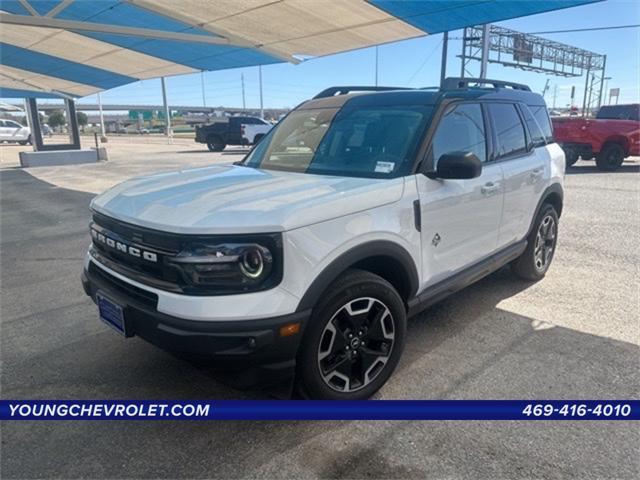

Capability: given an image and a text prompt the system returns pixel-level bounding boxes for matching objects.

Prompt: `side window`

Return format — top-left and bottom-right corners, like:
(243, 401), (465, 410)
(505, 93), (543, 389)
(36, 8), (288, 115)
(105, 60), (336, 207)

(488, 103), (527, 158)
(0, 120), (6, 127)
(528, 105), (554, 143)
(430, 103), (487, 164)
(520, 105), (546, 148)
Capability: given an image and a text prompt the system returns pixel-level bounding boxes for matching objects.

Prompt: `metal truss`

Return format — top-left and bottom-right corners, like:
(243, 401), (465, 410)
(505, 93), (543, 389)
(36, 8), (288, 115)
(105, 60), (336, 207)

(460, 25), (606, 116)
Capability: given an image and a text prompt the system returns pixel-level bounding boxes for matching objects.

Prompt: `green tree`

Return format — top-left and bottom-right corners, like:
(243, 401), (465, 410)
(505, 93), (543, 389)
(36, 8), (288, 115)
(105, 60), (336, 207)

(76, 111), (88, 132)
(47, 110), (65, 129)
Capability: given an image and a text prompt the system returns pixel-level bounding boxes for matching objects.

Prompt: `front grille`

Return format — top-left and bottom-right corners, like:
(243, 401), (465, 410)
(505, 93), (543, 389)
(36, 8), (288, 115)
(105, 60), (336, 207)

(90, 212), (283, 295)
(88, 262), (158, 308)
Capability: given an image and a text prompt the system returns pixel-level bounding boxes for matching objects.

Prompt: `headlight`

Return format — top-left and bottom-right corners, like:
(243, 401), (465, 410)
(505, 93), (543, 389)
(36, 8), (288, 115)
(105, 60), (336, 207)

(168, 241), (279, 294)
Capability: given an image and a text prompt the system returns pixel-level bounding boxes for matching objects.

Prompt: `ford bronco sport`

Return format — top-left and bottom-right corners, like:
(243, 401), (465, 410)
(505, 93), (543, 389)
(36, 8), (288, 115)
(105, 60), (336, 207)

(82, 78), (565, 400)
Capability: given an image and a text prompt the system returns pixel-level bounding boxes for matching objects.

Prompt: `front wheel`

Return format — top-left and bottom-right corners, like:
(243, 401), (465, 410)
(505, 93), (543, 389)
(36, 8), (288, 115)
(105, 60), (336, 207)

(297, 269), (406, 400)
(596, 143), (624, 171)
(206, 136), (226, 152)
(563, 147), (579, 167)
(512, 204), (559, 281)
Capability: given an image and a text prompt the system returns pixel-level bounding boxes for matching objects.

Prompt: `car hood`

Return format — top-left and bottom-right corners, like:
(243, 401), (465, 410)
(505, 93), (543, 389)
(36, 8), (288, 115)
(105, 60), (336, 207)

(90, 164), (405, 234)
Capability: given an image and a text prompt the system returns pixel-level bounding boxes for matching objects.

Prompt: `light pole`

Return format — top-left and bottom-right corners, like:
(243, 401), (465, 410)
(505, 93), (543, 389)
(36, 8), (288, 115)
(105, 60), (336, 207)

(603, 76), (612, 105)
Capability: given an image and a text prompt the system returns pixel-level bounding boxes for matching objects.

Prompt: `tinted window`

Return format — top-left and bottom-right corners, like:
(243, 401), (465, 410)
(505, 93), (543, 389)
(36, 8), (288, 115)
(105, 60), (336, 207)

(520, 105), (546, 147)
(489, 103), (527, 158)
(431, 103), (486, 164)
(597, 105), (640, 121)
(0, 120), (6, 127)
(245, 105), (432, 178)
(5, 120), (21, 128)
(528, 105), (554, 143)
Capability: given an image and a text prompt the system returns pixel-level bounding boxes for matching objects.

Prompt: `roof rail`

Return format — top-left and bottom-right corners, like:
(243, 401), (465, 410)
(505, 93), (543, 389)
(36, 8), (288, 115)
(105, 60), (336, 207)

(313, 86), (413, 99)
(442, 77), (531, 92)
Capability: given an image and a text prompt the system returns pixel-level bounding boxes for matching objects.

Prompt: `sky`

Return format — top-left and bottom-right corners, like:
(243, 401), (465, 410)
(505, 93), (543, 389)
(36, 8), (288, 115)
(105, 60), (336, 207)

(5, 0), (640, 109)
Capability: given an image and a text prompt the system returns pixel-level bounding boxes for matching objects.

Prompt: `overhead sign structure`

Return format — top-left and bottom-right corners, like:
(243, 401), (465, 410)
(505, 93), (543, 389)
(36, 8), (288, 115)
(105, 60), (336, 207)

(1, 0), (600, 99)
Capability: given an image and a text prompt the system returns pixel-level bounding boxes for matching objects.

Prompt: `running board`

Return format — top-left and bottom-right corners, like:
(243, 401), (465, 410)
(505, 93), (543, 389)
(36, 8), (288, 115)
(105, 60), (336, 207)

(407, 240), (527, 318)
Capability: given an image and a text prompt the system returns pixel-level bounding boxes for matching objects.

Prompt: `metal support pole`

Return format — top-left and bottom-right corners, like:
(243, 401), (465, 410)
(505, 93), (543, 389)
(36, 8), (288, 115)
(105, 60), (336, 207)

(581, 62), (591, 117)
(479, 24), (490, 79)
(597, 55), (607, 109)
(161, 76), (172, 142)
(258, 65), (264, 119)
(201, 71), (207, 107)
(375, 46), (379, 86)
(440, 31), (448, 87)
(97, 91), (106, 141)
(241, 73), (246, 110)
(460, 28), (467, 78)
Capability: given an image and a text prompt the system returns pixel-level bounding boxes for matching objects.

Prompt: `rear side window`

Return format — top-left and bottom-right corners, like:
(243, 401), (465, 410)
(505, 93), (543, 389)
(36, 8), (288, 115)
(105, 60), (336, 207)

(520, 105), (546, 148)
(597, 105), (640, 121)
(430, 103), (487, 163)
(528, 105), (554, 143)
(488, 103), (527, 158)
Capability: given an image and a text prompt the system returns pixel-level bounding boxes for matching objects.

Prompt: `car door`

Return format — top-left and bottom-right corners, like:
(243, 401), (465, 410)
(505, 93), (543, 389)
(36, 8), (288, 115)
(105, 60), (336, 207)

(0, 120), (9, 140)
(415, 102), (504, 287)
(488, 103), (546, 247)
(4, 120), (24, 141)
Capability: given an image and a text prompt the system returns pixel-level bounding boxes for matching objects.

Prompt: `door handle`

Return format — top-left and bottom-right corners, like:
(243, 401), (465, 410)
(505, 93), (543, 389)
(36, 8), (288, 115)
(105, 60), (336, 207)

(481, 182), (500, 195)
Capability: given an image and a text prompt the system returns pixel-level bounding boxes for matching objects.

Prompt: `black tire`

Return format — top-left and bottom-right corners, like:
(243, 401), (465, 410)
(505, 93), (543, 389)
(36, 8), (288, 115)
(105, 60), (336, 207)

(253, 134), (265, 145)
(595, 143), (624, 171)
(297, 269), (406, 400)
(563, 147), (579, 167)
(18, 140), (27, 146)
(206, 136), (226, 152)
(512, 204), (559, 281)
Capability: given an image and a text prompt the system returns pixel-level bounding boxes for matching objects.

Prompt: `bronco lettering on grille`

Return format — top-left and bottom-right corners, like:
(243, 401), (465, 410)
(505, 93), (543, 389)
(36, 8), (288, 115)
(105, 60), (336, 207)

(91, 228), (158, 263)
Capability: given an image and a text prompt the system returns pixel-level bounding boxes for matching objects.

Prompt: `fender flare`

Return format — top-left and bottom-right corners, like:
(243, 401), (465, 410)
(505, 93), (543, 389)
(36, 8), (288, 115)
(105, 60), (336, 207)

(295, 240), (419, 313)
(527, 183), (564, 236)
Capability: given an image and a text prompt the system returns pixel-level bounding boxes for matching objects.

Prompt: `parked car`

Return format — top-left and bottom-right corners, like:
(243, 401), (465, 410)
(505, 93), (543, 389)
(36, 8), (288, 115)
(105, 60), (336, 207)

(552, 104), (640, 170)
(0, 119), (31, 144)
(82, 78), (565, 399)
(195, 116), (272, 151)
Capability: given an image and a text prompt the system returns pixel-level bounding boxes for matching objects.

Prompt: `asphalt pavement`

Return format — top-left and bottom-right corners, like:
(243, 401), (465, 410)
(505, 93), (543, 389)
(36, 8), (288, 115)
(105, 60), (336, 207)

(1, 153), (638, 479)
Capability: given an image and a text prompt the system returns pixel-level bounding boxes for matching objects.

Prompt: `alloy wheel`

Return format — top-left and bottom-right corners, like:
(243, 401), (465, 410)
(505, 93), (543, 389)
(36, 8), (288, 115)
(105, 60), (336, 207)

(317, 297), (395, 393)
(534, 215), (557, 271)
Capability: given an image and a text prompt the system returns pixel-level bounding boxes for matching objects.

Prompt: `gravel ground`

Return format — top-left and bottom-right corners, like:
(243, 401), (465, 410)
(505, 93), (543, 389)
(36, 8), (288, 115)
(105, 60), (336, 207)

(1, 143), (638, 479)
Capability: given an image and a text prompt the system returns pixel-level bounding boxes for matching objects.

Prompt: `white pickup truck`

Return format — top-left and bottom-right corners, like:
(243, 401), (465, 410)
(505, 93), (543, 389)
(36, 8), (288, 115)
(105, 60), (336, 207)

(241, 120), (272, 145)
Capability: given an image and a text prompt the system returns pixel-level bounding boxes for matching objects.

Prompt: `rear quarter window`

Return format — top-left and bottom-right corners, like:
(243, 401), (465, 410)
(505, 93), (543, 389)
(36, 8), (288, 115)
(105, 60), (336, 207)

(527, 104), (554, 143)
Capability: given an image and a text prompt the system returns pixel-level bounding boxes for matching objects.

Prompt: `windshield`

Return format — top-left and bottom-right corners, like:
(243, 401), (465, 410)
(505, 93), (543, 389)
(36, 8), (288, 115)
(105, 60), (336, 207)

(244, 104), (433, 178)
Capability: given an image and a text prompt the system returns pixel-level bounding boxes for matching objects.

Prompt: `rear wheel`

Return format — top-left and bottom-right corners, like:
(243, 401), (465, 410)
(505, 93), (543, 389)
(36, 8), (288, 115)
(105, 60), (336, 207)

(206, 136), (226, 152)
(512, 204), (559, 281)
(253, 134), (265, 145)
(596, 143), (624, 171)
(297, 269), (406, 400)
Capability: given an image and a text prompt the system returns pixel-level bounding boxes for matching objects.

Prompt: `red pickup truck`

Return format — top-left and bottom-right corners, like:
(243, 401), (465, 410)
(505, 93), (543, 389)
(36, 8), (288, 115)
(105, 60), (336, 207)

(552, 104), (640, 171)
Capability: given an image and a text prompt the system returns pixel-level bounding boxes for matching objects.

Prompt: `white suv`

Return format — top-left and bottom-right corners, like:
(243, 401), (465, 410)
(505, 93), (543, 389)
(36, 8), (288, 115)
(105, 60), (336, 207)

(82, 78), (565, 400)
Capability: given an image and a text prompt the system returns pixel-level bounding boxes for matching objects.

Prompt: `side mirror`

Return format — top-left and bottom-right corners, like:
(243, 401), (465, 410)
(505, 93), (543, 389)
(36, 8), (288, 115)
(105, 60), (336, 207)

(432, 151), (482, 179)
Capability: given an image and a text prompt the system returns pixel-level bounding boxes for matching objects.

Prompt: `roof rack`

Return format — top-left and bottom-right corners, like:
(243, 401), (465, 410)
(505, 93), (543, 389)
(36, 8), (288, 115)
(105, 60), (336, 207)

(313, 86), (413, 99)
(442, 77), (531, 92)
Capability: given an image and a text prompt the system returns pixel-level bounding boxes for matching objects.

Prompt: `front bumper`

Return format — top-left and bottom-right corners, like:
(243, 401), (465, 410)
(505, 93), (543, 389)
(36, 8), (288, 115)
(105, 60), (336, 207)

(82, 262), (310, 387)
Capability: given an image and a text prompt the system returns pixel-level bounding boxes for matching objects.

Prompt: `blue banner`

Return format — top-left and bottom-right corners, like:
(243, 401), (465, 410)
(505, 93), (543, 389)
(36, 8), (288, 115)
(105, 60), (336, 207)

(1, 400), (638, 420)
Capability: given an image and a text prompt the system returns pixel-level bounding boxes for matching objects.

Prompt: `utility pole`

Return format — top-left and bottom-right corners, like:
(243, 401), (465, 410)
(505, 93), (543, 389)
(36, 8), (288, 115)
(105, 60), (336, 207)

(258, 65), (264, 119)
(552, 84), (558, 108)
(241, 73), (246, 110)
(479, 24), (490, 79)
(200, 71), (206, 107)
(97, 91), (106, 141)
(440, 31), (448, 86)
(375, 46), (379, 86)
(161, 76), (172, 142)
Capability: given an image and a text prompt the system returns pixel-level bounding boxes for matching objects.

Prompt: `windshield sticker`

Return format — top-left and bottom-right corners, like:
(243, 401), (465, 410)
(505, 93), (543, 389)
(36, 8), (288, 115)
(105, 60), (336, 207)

(375, 161), (395, 174)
